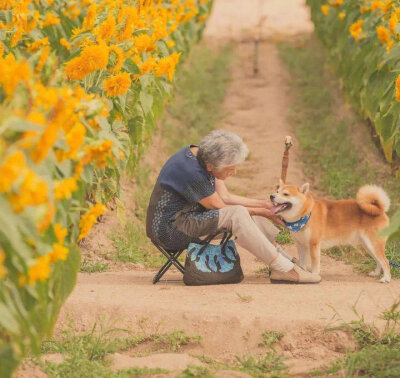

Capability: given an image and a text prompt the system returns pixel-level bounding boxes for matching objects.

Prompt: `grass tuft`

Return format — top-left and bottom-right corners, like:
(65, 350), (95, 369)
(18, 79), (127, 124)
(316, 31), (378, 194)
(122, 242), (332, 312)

(80, 259), (109, 273)
(259, 331), (284, 349)
(313, 303), (400, 376)
(275, 228), (294, 245)
(39, 321), (202, 377)
(236, 353), (288, 377)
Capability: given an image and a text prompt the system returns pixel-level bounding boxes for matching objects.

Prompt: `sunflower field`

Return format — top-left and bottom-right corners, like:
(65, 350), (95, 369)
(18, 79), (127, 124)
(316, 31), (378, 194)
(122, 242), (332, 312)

(0, 0), (211, 375)
(307, 0), (400, 242)
(307, 0), (400, 162)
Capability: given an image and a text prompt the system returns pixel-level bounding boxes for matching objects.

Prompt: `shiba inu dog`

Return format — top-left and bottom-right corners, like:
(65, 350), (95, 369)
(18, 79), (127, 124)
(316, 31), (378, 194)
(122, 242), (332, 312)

(270, 180), (391, 283)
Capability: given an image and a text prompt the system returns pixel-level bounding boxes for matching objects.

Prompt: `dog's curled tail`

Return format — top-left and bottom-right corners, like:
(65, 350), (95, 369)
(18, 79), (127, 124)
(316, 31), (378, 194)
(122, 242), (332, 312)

(356, 185), (390, 216)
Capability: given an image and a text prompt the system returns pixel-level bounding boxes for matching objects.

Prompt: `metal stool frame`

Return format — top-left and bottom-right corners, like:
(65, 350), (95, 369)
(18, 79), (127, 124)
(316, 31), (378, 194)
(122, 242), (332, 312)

(152, 242), (185, 284)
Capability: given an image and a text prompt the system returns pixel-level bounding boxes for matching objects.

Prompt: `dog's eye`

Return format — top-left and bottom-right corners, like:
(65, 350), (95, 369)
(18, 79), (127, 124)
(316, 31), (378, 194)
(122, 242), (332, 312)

(283, 193), (289, 196)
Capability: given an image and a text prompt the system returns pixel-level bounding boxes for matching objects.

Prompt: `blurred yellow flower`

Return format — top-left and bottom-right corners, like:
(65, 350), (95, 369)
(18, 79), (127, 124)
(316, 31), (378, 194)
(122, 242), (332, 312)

(30, 122), (59, 162)
(37, 202), (55, 232)
(155, 53), (181, 81)
(0, 151), (26, 193)
(9, 170), (49, 212)
(35, 45), (50, 73)
(108, 45), (124, 73)
(0, 54), (30, 96)
(65, 57), (89, 80)
(371, 1), (384, 12)
(41, 12), (60, 27)
(104, 72), (131, 97)
(54, 177), (78, 200)
(338, 12), (346, 19)
(54, 223), (68, 244)
(28, 255), (51, 284)
(80, 43), (109, 73)
(0, 249), (6, 279)
(26, 37), (49, 53)
(167, 40), (176, 49)
(78, 203), (107, 240)
(49, 243), (69, 263)
(321, 5), (330, 16)
(83, 3), (97, 29)
(389, 13), (398, 35)
(133, 34), (156, 53)
(139, 57), (156, 74)
(350, 20), (364, 41)
(60, 38), (71, 50)
(377, 25), (391, 44)
(97, 15), (116, 43)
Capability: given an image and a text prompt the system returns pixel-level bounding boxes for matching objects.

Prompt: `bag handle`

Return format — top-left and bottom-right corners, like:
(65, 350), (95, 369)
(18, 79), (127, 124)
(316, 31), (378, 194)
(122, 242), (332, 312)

(196, 229), (233, 257)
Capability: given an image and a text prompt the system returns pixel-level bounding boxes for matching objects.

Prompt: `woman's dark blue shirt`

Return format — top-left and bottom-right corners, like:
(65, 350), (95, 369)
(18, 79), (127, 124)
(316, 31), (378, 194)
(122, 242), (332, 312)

(146, 145), (219, 251)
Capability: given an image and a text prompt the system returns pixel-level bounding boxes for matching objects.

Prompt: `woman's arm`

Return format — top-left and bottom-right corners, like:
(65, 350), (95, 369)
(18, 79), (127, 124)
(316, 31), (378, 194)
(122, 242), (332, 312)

(215, 178), (273, 208)
(199, 185), (284, 226)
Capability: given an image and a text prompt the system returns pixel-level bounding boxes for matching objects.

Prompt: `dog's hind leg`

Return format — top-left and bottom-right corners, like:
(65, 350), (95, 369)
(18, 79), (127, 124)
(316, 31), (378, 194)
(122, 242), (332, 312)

(372, 237), (391, 283)
(360, 233), (390, 282)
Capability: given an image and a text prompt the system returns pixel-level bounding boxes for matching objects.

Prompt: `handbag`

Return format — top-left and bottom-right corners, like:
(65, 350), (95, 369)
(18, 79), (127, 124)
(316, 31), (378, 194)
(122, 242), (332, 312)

(183, 230), (244, 286)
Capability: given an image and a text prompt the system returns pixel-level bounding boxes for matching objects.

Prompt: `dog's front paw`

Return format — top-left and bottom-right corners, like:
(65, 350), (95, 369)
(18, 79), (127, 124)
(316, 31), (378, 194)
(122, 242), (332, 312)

(369, 271), (381, 277)
(379, 276), (391, 283)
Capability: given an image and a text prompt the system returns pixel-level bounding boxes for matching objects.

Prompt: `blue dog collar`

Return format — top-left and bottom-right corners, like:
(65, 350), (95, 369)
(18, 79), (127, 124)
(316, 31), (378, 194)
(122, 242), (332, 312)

(283, 213), (311, 232)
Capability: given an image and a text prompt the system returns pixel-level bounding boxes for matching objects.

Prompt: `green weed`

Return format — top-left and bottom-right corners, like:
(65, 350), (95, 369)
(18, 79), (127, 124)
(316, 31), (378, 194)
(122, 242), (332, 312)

(313, 303), (400, 376)
(154, 329), (202, 352)
(180, 365), (215, 378)
(80, 259), (109, 273)
(39, 322), (202, 377)
(255, 266), (269, 275)
(236, 292), (253, 303)
(110, 220), (164, 267)
(275, 229), (294, 245)
(236, 353), (288, 377)
(259, 331), (284, 349)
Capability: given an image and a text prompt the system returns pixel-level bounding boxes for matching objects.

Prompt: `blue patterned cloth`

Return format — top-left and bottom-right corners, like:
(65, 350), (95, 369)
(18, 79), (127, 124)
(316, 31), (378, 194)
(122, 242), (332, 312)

(283, 213), (312, 232)
(146, 145), (219, 251)
(187, 240), (239, 273)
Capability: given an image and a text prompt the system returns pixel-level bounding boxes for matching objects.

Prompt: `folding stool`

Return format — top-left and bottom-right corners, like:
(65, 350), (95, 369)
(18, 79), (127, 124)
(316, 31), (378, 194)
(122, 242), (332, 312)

(151, 241), (185, 284)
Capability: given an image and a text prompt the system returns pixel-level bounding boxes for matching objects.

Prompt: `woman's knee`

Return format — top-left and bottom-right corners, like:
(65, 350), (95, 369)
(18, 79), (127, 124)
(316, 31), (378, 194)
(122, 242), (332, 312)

(218, 205), (251, 229)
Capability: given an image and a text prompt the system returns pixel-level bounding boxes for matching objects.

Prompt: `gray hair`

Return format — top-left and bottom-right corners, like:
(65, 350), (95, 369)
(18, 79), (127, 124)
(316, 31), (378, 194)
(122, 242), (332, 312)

(197, 130), (249, 170)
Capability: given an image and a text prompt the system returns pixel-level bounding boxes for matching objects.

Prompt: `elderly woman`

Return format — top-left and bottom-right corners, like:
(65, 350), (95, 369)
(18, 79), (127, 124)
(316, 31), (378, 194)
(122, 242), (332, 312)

(146, 130), (321, 284)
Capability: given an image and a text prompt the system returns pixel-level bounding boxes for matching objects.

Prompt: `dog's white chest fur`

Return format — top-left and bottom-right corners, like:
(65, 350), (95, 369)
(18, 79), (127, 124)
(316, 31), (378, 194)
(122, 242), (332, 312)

(291, 227), (311, 246)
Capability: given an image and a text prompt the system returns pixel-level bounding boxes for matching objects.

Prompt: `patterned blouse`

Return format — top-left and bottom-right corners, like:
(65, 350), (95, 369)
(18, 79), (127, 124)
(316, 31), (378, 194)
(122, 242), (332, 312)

(146, 145), (219, 251)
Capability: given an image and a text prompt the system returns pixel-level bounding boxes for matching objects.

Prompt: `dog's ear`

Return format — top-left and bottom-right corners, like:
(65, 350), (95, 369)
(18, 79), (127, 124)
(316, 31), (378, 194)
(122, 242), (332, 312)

(300, 183), (310, 194)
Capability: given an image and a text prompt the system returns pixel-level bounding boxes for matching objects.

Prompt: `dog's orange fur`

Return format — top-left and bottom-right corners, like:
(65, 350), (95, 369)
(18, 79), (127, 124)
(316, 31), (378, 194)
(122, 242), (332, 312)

(271, 182), (391, 282)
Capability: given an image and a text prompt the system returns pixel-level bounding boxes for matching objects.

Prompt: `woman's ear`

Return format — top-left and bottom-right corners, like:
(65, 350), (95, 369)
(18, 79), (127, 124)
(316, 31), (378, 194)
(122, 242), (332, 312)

(206, 163), (213, 173)
(300, 183), (310, 194)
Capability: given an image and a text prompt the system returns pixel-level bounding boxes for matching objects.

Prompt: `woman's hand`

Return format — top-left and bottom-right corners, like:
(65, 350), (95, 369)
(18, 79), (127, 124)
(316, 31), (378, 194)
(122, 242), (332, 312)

(263, 200), (274, 210)
(250, 207), (285, 227)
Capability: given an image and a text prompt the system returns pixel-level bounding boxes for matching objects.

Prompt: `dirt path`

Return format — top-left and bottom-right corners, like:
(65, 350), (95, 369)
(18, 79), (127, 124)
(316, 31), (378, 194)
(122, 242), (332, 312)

(53, 1), (400, 376)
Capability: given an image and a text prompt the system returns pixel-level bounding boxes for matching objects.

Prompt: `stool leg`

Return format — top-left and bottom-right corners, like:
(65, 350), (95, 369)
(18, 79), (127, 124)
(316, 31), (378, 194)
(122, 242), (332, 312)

(153, 260), (173, 284)
(152, 246), (186, 284)
(170, 250), (185, 274)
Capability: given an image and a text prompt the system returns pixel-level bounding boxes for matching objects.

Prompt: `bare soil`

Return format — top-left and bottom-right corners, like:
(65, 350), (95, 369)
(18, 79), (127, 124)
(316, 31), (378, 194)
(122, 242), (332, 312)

(16, 1), (400, 376)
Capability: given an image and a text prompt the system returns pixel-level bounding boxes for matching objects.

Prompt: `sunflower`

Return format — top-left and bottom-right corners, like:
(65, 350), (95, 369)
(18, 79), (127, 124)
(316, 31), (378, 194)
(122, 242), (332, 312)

(108, 45), (124, 73)
(104, 72), (131, 97)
